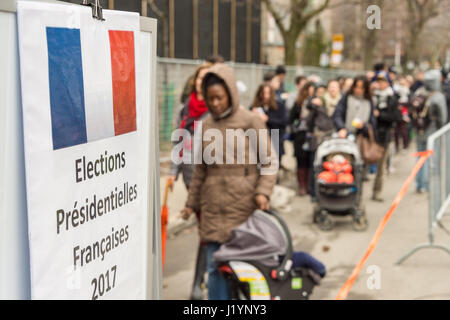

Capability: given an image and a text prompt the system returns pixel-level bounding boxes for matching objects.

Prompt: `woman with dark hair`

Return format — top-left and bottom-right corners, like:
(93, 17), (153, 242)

(181, 64), (277, 300)
(251, 84), (287, 162)
(332, 75), (375, 140)
(169, 62), (212, 188)
(305, 87), (335, 200)
(289, 81), (316, 196)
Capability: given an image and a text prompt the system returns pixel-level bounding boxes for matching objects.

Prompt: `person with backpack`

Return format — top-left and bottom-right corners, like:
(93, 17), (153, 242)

(168, 62), (212, 300)
(371, 72), (401, 202)
(410, 69), (448, 193)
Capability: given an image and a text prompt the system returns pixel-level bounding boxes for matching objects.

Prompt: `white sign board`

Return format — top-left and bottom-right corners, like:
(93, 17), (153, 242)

(17, 1), (152, 299)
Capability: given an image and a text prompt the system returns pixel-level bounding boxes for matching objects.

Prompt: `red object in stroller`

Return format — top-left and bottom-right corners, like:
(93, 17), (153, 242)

(214, 210), (322, 300)
(313, 136), (368, 231)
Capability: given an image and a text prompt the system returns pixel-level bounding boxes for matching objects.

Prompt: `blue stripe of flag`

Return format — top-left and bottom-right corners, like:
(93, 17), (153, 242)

(46, 27), (87, 150)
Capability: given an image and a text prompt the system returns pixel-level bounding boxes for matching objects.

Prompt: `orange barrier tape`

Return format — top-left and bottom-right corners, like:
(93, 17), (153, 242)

(161, 178), (172, 270)
(335, 150), (433, 300)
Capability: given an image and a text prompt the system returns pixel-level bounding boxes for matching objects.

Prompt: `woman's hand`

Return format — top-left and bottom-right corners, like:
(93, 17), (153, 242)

(252, 108), (268, 123)
(311, 97), (323, 107)
(255, 194), (270, 211)
(260, 113), (269, 123)
(180, 207), (194, 220)
(338, 128), (348, 138)
(373, 109), (380, 118)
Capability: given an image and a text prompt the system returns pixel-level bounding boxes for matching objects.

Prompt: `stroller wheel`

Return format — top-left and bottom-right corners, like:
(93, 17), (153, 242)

(317, 211), (334, 231)
(352, 209), (368, 231)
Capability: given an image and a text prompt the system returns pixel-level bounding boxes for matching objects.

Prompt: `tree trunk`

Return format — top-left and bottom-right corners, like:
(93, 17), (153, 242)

(363, 30), (377, 70)
(284, 38), (297, 66)
(404, 30), (420, 70)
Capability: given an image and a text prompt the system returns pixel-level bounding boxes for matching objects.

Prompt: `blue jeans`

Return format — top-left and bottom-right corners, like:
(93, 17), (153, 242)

(416, 139), (429, 191)
(206, 243), (230, 300)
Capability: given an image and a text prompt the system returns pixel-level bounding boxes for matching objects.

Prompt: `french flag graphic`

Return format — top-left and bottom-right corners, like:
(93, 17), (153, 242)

(46, 27), (137, 150)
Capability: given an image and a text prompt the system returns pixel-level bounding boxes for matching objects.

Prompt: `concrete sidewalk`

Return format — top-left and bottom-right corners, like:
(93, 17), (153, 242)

(161, 144), (450, 300)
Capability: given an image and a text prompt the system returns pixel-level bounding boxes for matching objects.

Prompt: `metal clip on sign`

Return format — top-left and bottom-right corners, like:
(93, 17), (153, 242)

(81, 0), (105, 21)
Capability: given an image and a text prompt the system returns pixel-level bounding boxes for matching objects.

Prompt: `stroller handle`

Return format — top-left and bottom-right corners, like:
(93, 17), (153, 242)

(264, 209), (294, 281)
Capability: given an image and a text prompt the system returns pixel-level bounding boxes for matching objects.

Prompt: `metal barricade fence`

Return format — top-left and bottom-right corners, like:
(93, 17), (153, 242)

(397, 123), (450, 264)
(156, 57), (360, 155)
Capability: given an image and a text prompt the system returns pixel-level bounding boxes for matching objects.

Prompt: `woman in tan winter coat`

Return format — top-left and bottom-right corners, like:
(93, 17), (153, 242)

(181, 63), (278, 300)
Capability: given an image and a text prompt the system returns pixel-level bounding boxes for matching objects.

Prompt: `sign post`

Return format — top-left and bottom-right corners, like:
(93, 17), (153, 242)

(331, 33), (344, 68)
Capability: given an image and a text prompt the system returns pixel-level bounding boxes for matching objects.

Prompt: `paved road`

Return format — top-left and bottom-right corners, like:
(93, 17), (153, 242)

(161, 144), (450, 300)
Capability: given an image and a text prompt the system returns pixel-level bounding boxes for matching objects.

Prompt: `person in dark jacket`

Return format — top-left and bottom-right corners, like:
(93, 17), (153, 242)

(289, 81), (316, 196)
(413, 69), (448, 192)
(251, 84), (287, 163)
(181, 64), (277, 300)
(306, 92), (334, 200)
(410, 70), (425, 94)
(371, 72), (401, 202)
(332, 76), (376, 183)
(333, 76), (376, 139)
(275, 65), (287, 98)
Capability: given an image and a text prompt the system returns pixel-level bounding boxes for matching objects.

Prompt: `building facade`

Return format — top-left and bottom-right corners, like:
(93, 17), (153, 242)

(61, 0), (262, 63)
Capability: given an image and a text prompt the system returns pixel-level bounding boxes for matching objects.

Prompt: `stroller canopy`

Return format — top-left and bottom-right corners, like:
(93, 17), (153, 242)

(314, 137), (362, 167)
(214, 210), (288, 267)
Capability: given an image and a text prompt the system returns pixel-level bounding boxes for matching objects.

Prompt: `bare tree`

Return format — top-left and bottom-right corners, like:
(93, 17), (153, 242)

(361, 0), (384, 70)
(262, 0), (331, 65)
(404, 0), (443, 69)
(419, 1), (450, 66)
(148, 0), (169, 58)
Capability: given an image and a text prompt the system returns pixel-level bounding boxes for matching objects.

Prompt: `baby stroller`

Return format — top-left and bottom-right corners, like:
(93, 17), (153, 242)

(313, 135), (368, 231)
(214, 210), (323, 300)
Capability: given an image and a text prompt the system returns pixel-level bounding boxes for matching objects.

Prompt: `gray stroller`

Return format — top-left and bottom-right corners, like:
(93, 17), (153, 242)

(313, 135), (368, 231)
(214, 210), (321, 300)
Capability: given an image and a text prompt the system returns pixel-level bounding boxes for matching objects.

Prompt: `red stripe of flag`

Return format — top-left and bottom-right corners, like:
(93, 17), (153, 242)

(109, 30), (137, 136)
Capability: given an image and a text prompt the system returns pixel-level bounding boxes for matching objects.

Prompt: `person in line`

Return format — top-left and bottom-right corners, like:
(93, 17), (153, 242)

(250, 84), (287, 164)
(441, 68), (450, 123)
(315, 84), (327, 98)
(333, 76), (376, 140)
(372, 62), (391, 84)
(180, 55), (225, 105)
(264, 72), (288, 164)
(371, 72), (401, 202)
(305, 90), (335, 201)
(181, 64), (278, 300)
(410, 70), (425, 94)
(394, 76), (411, 152)
(333, 76), (376, 183)
(289, 81), (316, 196)
(275, 65), (287, 100)
(412, 69), (448, 193)
(286, 75), (307, 112)
(341, 78), (354, 94)
(168, 62), (212, 300)
(323, 79), (342, 117)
